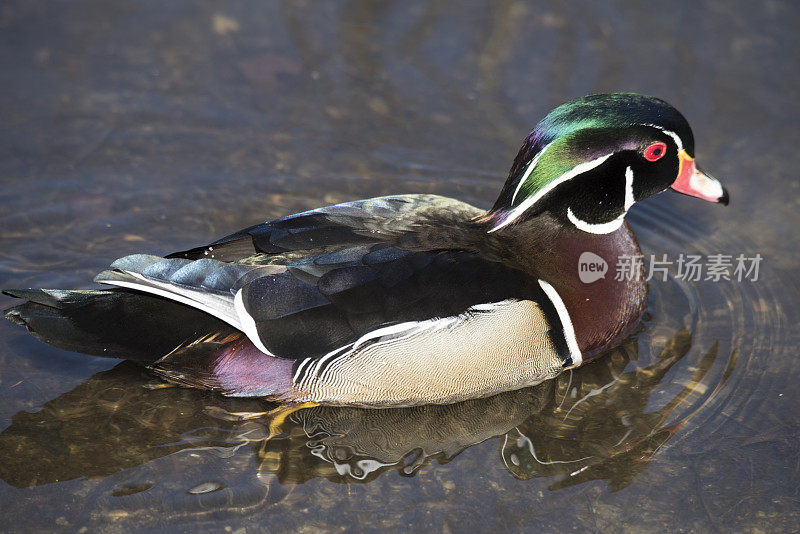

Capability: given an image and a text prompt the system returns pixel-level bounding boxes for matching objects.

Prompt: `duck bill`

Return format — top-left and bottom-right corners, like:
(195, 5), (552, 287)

(670, 150), (729, 205)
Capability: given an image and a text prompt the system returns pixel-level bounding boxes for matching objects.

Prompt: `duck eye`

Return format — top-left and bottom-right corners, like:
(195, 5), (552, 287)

(643, 142), (667, 162)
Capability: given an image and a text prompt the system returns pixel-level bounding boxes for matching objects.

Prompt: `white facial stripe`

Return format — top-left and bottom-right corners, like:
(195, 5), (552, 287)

(566, 166), (634, 235)
(642, 124), (683, 151)
(492, 123), (680, 235)
(538, 280), (582, 367)
(510, 140), (554, 204)
(489, 153), (613, 232)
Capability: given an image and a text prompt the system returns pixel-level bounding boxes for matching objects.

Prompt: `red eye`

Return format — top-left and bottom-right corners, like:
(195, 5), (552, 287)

(643, 142), (667, 162)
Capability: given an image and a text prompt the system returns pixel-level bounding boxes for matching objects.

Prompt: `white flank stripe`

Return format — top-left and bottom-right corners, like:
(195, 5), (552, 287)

(293, 299), (528, 389)
(469, 299), (518, 311)
(305, 360), (326, 386)
(538, 279), (582, 367)
(489, 153), (613, 232)
(353, 300), (516, 350)
(351, 322), (423, 350)
(293, 357), (314, 384)
(233, 289), (273, 355)
(355, 325), (428, 354)
(510, 141), (554, 204)
(309, 345), (351, 380)
(303, 299), (520, 385)
(565, 166), (635, 235)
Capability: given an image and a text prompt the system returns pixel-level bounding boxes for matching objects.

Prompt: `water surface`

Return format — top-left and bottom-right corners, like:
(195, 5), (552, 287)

(1, 1), (798, 531)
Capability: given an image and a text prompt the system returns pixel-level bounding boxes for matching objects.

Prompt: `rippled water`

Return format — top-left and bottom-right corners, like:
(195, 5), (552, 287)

(1, 1), (798, 531)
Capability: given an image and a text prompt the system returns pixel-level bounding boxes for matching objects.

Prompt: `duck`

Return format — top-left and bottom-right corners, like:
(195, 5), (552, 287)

(3, 93), (728, 408)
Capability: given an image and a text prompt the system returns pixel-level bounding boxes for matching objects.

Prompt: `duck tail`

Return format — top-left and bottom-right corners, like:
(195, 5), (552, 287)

(3, 288), (298, 399)
(3, 288), (231, 363)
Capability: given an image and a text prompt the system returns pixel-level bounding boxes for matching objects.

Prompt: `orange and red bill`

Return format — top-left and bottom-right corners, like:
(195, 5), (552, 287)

(671, 150), (729, 205)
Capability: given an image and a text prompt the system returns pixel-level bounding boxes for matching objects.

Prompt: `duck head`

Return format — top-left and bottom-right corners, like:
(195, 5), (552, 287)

(484, 93), (728, 234)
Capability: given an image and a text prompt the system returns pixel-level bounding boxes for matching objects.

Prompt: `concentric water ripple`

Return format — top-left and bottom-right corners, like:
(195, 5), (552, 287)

(630, 200), (788, 446)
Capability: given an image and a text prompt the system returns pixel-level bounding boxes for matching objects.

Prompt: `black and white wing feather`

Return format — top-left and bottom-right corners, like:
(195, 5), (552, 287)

(92, 194), (581, 406)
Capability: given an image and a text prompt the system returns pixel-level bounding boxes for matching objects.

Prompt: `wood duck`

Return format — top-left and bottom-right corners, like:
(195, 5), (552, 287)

(4, 93), (728, 408)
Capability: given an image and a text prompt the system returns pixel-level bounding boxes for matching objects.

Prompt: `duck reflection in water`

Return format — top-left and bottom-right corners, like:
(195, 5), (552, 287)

(0, 327), (730, 490)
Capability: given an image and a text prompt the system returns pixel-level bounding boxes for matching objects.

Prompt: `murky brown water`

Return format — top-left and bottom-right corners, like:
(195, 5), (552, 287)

(1, 1), (798, 531)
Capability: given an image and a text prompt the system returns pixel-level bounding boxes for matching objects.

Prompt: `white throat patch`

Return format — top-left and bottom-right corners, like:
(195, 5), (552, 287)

(566, 166), (635, 235)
